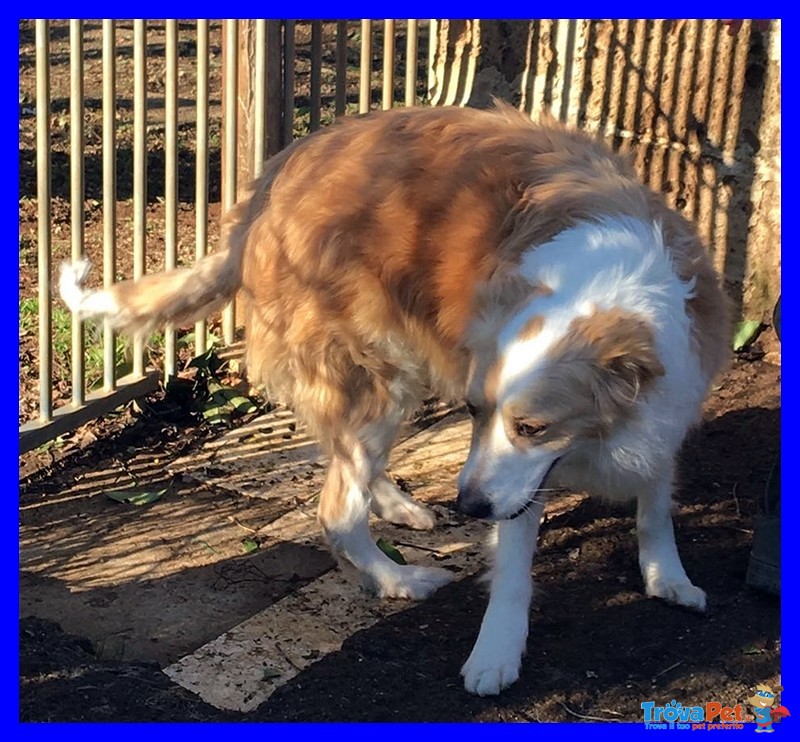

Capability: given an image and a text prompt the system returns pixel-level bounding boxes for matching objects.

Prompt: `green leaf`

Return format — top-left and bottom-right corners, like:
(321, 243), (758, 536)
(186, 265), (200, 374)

(732, 320), (763, 351)
(217, 387), (258, 414)
(180, 331), (221, 350)
(376, 537), (407, 565)
(200, 382), (257, 421)
(242, 538), (260, 554)
(189, 347), (225, 377)
(106, 488), (167, 506)
(202, 407), (231, 425)
(773, 296), (781, 342)
(230, 396), (258, 414)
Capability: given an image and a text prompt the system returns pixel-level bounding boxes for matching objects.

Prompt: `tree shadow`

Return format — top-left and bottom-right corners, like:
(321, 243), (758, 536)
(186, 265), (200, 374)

(561, 20), (772, 317)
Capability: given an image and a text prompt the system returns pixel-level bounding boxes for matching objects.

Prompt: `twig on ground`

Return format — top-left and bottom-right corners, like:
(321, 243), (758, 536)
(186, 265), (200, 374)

(559, 701), (625, 722)
(731, 482), (741, 518)
(652, 659), (683, 680)
(227, 515), (262, 535)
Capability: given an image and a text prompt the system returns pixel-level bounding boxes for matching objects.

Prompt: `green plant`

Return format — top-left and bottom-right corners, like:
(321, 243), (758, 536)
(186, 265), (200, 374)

(19, 297), (164, 391)
(20, 298), (71, 363)
(165, 346), (261, 426)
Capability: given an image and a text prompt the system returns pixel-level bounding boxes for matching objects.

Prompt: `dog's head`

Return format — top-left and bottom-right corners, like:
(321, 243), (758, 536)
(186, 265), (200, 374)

(457, 303), (665, 520)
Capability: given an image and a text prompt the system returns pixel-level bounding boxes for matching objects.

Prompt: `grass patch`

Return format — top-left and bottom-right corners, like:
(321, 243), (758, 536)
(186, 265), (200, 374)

(19, 297), (165, 391)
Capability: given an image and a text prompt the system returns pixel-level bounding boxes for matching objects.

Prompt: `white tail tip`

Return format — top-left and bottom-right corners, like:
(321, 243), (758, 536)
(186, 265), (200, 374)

(59, 259), (92, 313)
(58, 259), (119, 319)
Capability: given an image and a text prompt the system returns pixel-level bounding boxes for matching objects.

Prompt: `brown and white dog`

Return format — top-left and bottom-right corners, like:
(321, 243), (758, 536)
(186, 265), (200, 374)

(60, 104), (729, 696)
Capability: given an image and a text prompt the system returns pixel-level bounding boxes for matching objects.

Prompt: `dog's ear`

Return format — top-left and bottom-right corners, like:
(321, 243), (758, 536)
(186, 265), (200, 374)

(588, 311), (665, 421)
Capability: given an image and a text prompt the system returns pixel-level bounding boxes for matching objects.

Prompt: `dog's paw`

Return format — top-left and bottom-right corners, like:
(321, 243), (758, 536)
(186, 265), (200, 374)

(367, 564), (453, 600)
(647, 578), (707, 612)
(370, 480), (437, 530)
(395, 501), (436, 530)
(461, 647), (522, 696)
(376, 499), (436, 530)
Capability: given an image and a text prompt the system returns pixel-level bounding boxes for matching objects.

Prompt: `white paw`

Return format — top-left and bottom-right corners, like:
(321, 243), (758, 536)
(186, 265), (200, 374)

(366, 564), (453, 600)
(375, 499), (436, 530)
(646, 577), (707, 612)
(370, 481), (437, 530)
(461, 641), (524, 696)
(395, 500), (436, 530)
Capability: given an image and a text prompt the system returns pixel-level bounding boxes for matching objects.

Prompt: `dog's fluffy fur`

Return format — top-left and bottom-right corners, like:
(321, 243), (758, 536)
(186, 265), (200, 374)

(60, 104), (729, 696)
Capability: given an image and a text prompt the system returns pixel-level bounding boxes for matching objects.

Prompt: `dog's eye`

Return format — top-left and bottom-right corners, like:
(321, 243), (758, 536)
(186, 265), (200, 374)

(465, 401), (479, 418)
(514, 419), (548, 438)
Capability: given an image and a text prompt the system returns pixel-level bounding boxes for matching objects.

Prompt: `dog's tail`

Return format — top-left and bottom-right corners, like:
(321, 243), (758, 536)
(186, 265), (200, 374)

(59, 246), (243, 336)
(59, 138), (304, 336)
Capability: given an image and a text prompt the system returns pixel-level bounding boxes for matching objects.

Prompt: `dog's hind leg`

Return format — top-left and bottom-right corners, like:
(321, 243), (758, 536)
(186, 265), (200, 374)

(369, 474), (436, 530)
(637, 467), (706, 611)
(317, 437), (452, 599)
(358, 402), (436, 529)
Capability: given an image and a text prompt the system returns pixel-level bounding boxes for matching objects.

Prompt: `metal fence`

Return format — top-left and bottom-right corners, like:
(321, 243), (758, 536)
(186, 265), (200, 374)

(19, 19), (431, 453)
(18, 19), (779, 454)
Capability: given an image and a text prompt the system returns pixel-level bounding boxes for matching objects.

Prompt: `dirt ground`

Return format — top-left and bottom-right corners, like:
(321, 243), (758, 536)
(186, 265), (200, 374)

(19, 356), (781, 722)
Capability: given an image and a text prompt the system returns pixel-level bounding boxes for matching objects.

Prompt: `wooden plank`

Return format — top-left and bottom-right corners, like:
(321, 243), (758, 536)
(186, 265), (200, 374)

(165, 410), (490, 712)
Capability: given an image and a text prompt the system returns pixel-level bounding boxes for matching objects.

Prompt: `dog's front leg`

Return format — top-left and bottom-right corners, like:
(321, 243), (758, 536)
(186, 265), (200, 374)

(461, 502), (544, 696)
(637, 468), (706, 611)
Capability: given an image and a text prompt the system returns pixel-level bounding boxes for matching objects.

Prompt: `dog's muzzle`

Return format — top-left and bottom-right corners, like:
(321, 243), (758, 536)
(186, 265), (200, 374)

(455, 484), (494, 520)
(456, 457), (562, 521)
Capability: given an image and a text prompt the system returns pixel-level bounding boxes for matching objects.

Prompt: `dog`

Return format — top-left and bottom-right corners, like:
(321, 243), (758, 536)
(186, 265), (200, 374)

(59, 103), (729, 696)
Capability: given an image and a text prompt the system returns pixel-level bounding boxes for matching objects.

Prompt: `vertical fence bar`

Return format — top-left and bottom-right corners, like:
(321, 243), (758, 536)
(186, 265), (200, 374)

(310, 20), (322, 131)
(254, 19), (267, 176)
(283, 20), (295, 144)
(222, 20), (238, 345)
(35, 20), (52, 422)
(132, 20), (147, 376)
(382, 19), (395, 110)
(102, 19), (117, 391)
(266, 21), (283, 157)
(164, 20), (178, 378)
(359, 19), (372, 113)
(195, 19), (209, 357)
(335, 20), (347, 116)
(405, 19), (418, 106)
(427, 19), (437, 102)
(69, 20), (85, 406)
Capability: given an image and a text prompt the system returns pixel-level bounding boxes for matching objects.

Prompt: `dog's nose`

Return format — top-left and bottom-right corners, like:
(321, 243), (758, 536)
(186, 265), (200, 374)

(456, 486), (494, 520)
